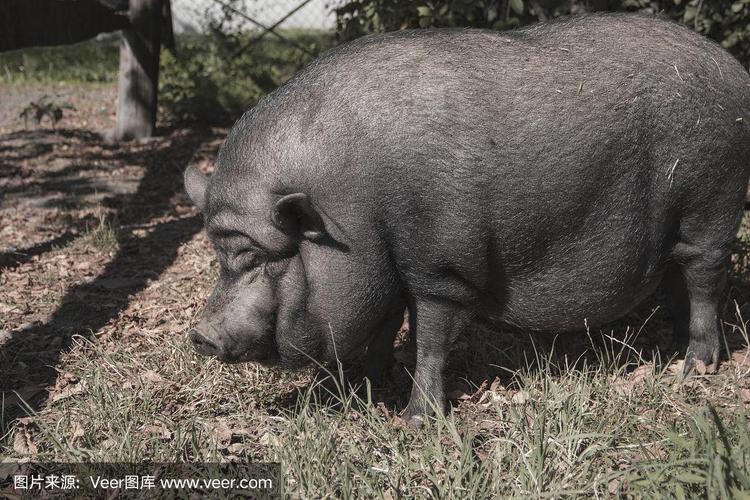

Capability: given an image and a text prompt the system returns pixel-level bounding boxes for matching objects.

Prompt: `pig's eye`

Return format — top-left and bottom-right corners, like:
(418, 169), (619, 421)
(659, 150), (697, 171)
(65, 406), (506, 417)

(232, 248), (259, 269)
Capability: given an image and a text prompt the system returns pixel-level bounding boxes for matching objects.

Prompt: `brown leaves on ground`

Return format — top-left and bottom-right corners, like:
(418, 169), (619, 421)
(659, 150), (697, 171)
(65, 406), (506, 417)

(49, 371), (83, 403)
(732, 347), (750, 369)
(12, 420), (38, 457)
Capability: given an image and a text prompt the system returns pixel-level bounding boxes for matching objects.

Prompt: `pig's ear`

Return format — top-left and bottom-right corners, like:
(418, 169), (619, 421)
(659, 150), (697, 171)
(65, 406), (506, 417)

(272, 193), (327, 242)
(184, 164), (208, 211)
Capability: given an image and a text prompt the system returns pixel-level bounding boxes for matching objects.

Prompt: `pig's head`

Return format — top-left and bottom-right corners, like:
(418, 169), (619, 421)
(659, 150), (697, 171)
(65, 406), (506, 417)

(183, 154), (399, 369)
(184, 161), (331, 366)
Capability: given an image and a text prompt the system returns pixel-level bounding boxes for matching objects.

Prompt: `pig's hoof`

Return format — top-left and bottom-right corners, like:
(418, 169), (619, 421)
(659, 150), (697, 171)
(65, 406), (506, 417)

(682, 341), (719, 376)
(405, 413), (425, 429)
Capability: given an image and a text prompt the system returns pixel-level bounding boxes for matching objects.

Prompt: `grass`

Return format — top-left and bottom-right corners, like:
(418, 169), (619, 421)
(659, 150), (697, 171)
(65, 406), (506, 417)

(0, 38), (120, 84)
(2, 288), (748, 496)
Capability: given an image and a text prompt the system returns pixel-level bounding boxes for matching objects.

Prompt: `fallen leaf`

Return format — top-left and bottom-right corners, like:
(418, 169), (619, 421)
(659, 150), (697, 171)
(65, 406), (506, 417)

(13, 429), (38, 456)
(259, 432), (279, 448)
(631, 364), (653, 384)
(391, 415), (408, 429)
(732, 349), (749, 368)
(142, 370), (164, 384)
(694, 360), (707, 375)
(226, 443), (245, 454)
(0, 330), (12, 346)
(376, 402), (390, 419)
(50, 383), (83, 403)
(667, 360), (685, 375)
(612, 378), (632, 396)
(213, 422), (232, 448)
(609, 478), (628, 496)
(70, 422), (84, 442)
(740, 389), (750, 403)
(511, 391), (530, 404)
(143, 424), (173, 441)
(489, 377), (504, 393)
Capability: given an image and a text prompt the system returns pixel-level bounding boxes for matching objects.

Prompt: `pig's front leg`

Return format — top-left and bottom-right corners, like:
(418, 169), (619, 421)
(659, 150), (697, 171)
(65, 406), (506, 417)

(403, 298), (468, 428)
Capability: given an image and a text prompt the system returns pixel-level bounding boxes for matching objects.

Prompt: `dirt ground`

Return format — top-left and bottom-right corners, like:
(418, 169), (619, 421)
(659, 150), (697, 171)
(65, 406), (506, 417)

(0, 82), (227, 420)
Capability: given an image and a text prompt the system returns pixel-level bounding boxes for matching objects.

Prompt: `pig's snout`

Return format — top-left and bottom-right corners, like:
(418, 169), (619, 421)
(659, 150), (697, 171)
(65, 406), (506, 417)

(189, 328), (220, 357)
(187, 319), (278, 363)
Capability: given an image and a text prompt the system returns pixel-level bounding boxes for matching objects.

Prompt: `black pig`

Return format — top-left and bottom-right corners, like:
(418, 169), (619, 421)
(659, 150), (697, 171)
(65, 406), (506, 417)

(185, 13), (750, 427)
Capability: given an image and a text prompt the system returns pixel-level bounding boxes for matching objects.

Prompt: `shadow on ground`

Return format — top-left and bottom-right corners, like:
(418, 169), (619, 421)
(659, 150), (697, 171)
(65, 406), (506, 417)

(0, 127), (218, 429)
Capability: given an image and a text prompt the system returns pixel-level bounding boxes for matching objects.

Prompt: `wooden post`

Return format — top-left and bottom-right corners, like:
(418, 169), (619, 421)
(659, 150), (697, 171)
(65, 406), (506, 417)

(112, 0), (163, 141)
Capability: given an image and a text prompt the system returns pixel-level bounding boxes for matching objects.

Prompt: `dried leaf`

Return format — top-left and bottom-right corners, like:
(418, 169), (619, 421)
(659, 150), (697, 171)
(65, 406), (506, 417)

(694, 360), (708, 375)
(667, 359), (685, 375)
(489, 377), (504, 393)
(70, 422), (85, 441)
(213, 422), (232, 448)
(631, 363), (653, 384)
(13, 429), (38, 456)
(143, 424), (173, 441)
(50, 383), (83, 403)
(376, 402), (391, 419)
(0, 330), (12, 346)
(226, 443), (245, 454)
(259, 432), (279, 448)
(391, 415), (408, 429)
(511, 391), (530, 404)
(142, 370), (164, 384)
(612, 378), (632, 396)
(732, 349), (749, 368)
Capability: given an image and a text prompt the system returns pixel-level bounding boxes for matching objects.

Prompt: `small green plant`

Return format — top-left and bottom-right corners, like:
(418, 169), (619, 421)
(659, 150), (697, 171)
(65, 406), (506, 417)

(19, 95), (75, 128)
(87, 210), (120, 252)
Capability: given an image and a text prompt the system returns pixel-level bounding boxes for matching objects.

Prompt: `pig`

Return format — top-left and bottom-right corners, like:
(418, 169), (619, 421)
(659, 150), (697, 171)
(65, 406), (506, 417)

(185, 13), (750, 427)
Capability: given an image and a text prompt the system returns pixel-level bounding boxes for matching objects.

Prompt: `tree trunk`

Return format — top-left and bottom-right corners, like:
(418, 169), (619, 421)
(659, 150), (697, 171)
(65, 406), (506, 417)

(113, 0), (163, 141)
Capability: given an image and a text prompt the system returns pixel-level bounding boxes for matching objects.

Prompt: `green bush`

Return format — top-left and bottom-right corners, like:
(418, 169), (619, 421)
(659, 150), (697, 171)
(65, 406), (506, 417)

(334, 0), (750, 68)
(158, 29), (334, 123)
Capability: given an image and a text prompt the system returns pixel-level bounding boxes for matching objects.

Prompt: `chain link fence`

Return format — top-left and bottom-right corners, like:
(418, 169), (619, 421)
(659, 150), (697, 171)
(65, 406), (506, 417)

(171, 0), (342, 33)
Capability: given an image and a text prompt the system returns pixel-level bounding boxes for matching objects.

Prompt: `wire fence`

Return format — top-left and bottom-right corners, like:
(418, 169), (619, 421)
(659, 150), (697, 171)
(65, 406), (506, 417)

(171, 0), (342, 33)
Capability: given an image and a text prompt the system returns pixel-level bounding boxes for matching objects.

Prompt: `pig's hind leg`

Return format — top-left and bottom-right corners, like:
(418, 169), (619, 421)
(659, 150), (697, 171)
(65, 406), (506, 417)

(668, 239), (730, 374)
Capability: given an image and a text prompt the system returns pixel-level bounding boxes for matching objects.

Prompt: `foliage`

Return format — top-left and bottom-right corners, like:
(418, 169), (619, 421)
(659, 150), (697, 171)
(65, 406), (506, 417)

(334, 0), (750, 68)
(158, 0), (334, 124)
(158, 30), (332, 123)
(19, 95), (76, 128)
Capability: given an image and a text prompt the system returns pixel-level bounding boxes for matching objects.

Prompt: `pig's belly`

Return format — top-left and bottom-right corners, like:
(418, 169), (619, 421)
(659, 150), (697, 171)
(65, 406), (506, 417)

(496, 261), (665, 332)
